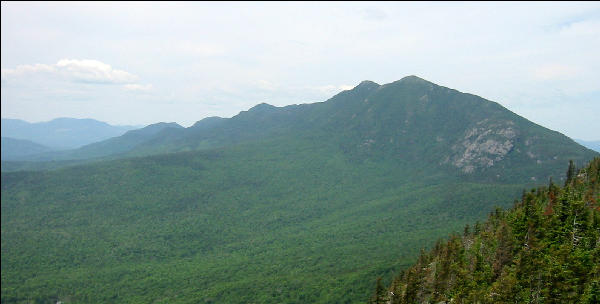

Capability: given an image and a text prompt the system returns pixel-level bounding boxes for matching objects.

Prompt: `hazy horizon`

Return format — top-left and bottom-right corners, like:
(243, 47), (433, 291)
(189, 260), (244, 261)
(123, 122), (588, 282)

(2, 2), (599, 140)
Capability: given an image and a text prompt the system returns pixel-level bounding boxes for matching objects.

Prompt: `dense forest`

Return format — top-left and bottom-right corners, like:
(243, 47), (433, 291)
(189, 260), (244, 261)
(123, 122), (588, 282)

(1, 140), (524, 304)
(370, 158), (600, 303)
(2, 77), (597, 303)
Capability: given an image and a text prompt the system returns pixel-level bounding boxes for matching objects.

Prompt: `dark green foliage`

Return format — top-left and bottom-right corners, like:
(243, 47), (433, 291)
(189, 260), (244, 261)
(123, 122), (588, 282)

(566, 159), (576, 185)
(1, 138), (528, 303)
(374, 157), (600, 303)
(1, 77), (597, 303)
(369, 277), (387, 304)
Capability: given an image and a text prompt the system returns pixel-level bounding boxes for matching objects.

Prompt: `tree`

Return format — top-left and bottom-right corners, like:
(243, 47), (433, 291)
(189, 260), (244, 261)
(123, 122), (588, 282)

(370, 277), (387, 304)
(566, 160), (576, 186)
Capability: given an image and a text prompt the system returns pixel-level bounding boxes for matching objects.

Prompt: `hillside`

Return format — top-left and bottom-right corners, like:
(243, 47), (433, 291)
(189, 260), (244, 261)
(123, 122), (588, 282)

(371, 158), (600, 304)
(0, 118), (140, 150)
(1, 76), (597, 303)
(0, 137), (53, 160)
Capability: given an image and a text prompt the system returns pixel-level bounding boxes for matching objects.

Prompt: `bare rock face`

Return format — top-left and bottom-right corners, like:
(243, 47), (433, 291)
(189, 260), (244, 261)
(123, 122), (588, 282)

(448, 120), (518, 173)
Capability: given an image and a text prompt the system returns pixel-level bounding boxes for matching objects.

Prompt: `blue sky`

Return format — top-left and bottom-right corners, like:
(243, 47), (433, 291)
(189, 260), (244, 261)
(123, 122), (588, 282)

(1, 2), (599, 140)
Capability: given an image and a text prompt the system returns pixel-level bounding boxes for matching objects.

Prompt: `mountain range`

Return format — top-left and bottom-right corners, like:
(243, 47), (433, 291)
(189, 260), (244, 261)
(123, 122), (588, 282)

(3, 76), (597, 176)
(0, 117), (140, 150)
(1, 76), (597, 303)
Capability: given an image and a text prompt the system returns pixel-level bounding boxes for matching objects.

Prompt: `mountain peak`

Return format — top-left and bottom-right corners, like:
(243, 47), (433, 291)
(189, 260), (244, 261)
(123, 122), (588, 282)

(248, 102), (276, 112)
(398, 75), (430, 84)
(146, 122), (183, 129)
(125, 122), (182, 136)
(354, 80), (380, 91)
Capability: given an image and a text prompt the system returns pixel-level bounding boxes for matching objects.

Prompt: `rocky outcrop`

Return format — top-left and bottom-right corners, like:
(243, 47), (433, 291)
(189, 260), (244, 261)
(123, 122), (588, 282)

(447, 120), (518, 173)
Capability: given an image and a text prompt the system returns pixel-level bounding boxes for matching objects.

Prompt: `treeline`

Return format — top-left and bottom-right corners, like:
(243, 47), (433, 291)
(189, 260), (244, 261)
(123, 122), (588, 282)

(370, 157), (600, 303)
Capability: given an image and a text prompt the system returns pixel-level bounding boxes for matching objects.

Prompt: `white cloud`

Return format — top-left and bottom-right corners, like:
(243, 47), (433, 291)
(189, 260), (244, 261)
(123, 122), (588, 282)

(254, 79), (276, 91)
(1, 63), (55, 79)
(313, 84), (354, 95)
(558, 19), (600, 37)
(173, 41), (225, 57)
(2, 3), (599, 139)
(1, 59), (138, 84)
(123, 83), (153, 91)
(533, 64), (580, 80)
(360, 7), (387, 21)
(55, 59), (138, 84)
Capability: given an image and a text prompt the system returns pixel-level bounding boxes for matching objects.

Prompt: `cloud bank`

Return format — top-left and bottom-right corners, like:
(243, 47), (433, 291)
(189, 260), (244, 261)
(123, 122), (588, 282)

(2, 59), (142, 85)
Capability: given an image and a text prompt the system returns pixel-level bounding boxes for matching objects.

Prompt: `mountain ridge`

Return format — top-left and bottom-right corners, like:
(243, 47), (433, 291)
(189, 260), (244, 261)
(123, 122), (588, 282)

(2, 77), (596, 180)
(0, 117), (140, 150)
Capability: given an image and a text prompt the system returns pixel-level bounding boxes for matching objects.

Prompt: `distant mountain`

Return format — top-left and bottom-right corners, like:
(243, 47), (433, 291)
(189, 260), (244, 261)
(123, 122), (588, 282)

(11, 76), (595, 181)
(1, 137), (53, 160)
(54, 122), (184, 160)
(2, 122), (184, 163)
(575, 139), (600, 153)
(1, 118), (140, 149)
(118, 75), (597, 182)
(2, 76), (597, 303)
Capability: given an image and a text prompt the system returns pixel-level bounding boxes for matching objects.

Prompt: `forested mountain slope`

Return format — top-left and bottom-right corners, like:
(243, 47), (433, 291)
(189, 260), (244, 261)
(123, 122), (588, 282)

(1, 77), (597, 303)
(371, 157), (600, 304)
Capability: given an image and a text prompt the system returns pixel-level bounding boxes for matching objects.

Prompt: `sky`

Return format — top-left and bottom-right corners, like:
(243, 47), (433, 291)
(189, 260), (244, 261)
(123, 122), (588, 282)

(1, 2), (599, 140)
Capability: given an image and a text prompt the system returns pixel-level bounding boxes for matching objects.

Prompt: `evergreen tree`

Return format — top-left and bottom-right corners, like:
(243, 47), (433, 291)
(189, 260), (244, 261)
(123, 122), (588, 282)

(372, 158), (600, 304)
(370, 277), (387, 304)
(566, 159), (576, 185)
